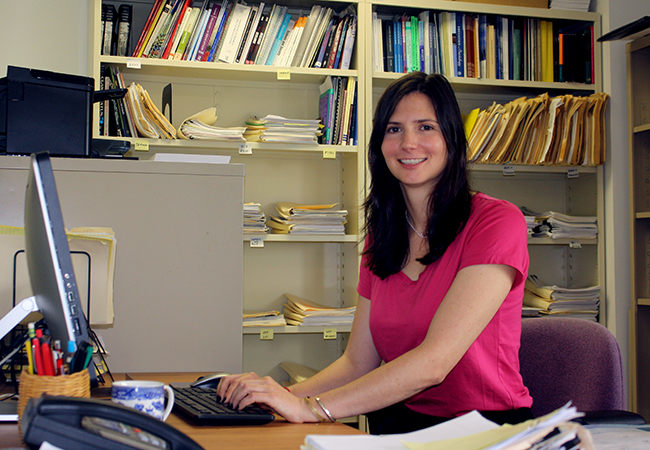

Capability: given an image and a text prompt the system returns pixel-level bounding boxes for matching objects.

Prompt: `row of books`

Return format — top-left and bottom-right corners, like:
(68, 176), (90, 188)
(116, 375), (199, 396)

(466, 92), (609, 166)
(101, 4), (132, 56)
(372, 11), (594, 84)
(267, 202), (347, 235)
(523, 274), (599, 322)
(129, 0), (357, 69)
(319, 76), (357, 146)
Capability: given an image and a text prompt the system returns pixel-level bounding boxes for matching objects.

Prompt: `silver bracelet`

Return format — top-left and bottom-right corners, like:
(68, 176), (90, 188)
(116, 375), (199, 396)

(314, 397), (335, 422)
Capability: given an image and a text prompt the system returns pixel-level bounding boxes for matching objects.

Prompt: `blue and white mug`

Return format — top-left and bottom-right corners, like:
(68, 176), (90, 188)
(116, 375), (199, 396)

(111, 380), (175, 421)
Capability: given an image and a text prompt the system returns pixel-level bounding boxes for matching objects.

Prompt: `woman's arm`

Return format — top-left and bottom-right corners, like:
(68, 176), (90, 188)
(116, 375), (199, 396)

(217, 263), (515, 422)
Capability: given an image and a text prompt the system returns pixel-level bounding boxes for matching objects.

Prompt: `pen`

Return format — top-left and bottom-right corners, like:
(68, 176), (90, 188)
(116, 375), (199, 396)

(24, 341), (34, 375)
(32, 335), (43, 376)
(82, 344), (94, 370)
(40, 341), (55, 376)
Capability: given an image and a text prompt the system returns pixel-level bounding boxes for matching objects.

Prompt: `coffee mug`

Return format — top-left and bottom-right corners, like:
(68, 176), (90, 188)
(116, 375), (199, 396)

(111, 380), (174, 421)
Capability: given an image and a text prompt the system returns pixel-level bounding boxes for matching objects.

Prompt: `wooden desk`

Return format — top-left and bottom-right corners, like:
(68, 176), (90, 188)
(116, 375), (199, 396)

(0, 373), (364, 449)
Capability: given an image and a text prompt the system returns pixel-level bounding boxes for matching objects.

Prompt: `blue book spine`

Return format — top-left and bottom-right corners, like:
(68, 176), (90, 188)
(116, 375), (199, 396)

(455, 12), (464, 77)
(265, 12), (291, 65)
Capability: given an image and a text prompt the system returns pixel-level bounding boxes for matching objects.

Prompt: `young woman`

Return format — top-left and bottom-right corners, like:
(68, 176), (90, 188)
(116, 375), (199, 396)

(217, 72), (533, 434)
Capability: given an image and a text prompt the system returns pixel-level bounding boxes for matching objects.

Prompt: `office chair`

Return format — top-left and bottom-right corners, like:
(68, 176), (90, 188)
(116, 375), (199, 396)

(519, 317), (645, 425)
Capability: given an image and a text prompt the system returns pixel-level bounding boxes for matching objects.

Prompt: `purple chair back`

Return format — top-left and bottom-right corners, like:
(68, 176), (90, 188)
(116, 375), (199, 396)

(519, 317), (625, 417)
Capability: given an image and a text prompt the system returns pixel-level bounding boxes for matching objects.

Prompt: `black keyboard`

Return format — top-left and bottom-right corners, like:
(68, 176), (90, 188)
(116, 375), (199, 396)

(171, 385), (275, 426)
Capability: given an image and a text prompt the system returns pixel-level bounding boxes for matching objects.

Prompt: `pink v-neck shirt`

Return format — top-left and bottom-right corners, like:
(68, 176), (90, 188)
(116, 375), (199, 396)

(358, 193), (533, 417)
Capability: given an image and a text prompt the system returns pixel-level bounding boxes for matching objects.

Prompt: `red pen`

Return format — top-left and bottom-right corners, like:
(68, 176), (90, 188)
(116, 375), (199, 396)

(32, 337), (43, 376)
(40, 341), (55, 376)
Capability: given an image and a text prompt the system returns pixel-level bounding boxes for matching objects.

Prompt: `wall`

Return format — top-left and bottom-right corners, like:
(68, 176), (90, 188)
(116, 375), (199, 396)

(0, 1), (89, 78)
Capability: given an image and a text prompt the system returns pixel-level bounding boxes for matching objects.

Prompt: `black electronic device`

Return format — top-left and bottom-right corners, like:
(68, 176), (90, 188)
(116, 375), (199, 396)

(21, 395), (204, 450)
(171, 384), (275, 426)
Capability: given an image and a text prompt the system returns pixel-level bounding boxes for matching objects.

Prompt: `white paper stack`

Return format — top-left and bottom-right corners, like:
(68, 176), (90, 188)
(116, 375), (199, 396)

(267, 202), (347, 235)
(244, 115), (322, 144)
(530, 211), (597, 239)
(244, 202), (268, 234)
(523, 274), (599, 321)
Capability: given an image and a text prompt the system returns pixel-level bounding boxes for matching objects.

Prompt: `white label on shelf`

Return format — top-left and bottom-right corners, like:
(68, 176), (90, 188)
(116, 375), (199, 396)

(250, 237), (264, 248)
(323, 149), (336, 159)
(277, 69), (291, 80)
(239, 143), (253, 155)
(260, 329), (274, 340)
(323, 328), (337, 340)
(126, 59), (142, 69)
(567, 168), (579, 179)
(133, 140), (149, 152)
(502, 165), (515, 176)
(569, 241), (582, 249)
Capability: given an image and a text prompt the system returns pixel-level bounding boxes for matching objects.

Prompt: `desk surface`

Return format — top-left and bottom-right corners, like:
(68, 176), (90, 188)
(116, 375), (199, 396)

(0, 372), (363, 450)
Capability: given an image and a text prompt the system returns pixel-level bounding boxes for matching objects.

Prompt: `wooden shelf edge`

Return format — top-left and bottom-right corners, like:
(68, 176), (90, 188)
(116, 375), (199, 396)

(243, 325), (352, 334)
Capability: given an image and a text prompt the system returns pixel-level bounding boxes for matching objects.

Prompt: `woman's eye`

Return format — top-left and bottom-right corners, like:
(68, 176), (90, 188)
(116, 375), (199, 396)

(386, 126), (400, 134)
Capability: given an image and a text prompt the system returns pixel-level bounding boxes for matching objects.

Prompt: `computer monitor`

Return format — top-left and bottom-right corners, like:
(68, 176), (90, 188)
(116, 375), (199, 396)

(0, 152), (90, 360)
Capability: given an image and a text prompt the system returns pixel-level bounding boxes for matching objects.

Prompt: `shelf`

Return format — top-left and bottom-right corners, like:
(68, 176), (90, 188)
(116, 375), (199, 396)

(100, 55), (358, 84)
(634, 123), (650, 134)
(638, 299), (650, 307)
(244, 325), (352, 334)
(527, 238), (597, 246)
(244, 234), (358, 243)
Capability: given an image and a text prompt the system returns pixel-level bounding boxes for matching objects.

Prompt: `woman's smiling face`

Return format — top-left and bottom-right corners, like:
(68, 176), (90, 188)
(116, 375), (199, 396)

(381, 92), (449, 194)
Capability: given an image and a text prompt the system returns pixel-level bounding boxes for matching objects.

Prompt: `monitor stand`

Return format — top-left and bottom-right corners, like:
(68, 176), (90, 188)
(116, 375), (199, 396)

(0, 296), (98, 387)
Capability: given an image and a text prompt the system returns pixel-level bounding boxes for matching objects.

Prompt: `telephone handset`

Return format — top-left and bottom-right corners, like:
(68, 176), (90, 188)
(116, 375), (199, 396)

(21, 395), (205, 450)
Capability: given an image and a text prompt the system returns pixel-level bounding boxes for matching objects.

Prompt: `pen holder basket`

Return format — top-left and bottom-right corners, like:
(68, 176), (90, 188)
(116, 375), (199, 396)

(17, 368), (90, 426)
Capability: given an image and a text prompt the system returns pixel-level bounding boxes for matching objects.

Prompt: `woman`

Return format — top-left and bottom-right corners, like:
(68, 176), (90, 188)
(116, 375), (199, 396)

(217, 72), (533, 433)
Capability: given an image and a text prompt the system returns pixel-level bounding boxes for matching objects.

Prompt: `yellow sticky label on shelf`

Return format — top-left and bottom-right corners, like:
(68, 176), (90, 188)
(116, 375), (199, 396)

(323, 329), (337, 340)
(323, 149), (336, 159)
(126, 59), (142, 69)
(277, 70), (291, 80)
(260, 329), (274, 340)
(133, 140), (149, 152)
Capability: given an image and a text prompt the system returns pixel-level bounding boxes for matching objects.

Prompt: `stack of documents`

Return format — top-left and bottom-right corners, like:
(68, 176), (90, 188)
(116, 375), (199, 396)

(283, 293), (356, 326)
(177, 107), (246, 141)
(303, 402), (592, 450)
(466, 92), (608, 166)
(243, 203), (268, 234)
(244, 115), (322, 144)
(531, 211), (597, 239)
(524, 274), (599, 321)
(243, 310), (286, 327)
(125, 82), (176, 139)
(280, 362), (319, 385)
(267, 202), (347, 235)
(550, 0), (591, 11)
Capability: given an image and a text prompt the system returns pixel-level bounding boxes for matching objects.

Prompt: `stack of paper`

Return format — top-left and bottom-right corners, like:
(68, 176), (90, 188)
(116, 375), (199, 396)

(244, 115), (322, 144)
(550, 0), (591, 11)
(177, 107), (246, 141)
(283, 293), (356, 326)
(467, 92), (609, 166)
(243, 310), (286, 327)
(531, 211), (597, 239)
(243, 203), (268, 234)
(267, 202), (347, 235)
(304, 403), (591, 450)
(524, 274), (599, 321)
(280, 362), (319, 385)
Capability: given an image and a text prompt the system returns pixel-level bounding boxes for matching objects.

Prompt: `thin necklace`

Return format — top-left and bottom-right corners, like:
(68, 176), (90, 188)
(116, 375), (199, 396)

(405, 210), (426, 239)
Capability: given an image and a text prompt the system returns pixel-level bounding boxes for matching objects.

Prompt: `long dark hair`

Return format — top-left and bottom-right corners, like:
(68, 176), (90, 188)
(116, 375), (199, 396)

(363, 72), (472, 279)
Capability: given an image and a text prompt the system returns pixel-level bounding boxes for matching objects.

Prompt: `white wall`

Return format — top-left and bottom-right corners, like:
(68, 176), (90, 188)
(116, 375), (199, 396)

(0, 0), (89, 78)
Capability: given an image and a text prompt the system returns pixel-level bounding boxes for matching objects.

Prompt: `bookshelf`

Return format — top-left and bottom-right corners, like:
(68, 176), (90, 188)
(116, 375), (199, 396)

(89, 0), (365, 381)
(627, 32), (650, 421)
(89, 0), (605, 383)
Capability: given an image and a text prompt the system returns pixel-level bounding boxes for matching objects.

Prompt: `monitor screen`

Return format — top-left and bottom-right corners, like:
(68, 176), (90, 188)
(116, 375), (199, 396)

(24, 152), (90, 357)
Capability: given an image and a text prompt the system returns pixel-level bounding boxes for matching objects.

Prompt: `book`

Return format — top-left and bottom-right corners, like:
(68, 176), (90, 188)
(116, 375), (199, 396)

(185, 1), (212, 60)
(291, 5), (322, 66)
(319, 76), (334, 145)
(313, 16), (336, 69)
(339, 15), (356, 70)
(116, 4), (132, 57)
(265, 11), (292, 65)
(245, 12), (269, 64)
(218, 1), (252, 63)
(133, 0), (167, 57)
(102, 4), (117, 55)
(234, 4), (261, 64)
(162, 0), (191, 59)
(173, 6), (200, 59)
(195, 4), (222, 61)
(148, 0), (184, 58)
(206, 0), (233, 62)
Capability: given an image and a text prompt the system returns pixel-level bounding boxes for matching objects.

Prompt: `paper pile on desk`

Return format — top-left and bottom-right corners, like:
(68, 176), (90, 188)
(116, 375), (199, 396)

(244, 115), (322, 144)
(303, 402), (593, 450)
(523, 274), (599, 321)
(283, 293), (355, 326)
(267, 202), (347, 235)
(244, 203), (269, 234)
(177, 107), (246, 141)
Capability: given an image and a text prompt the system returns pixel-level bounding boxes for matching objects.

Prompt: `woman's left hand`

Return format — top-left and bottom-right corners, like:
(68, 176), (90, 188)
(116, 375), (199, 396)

(216, 372), (315, 423)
